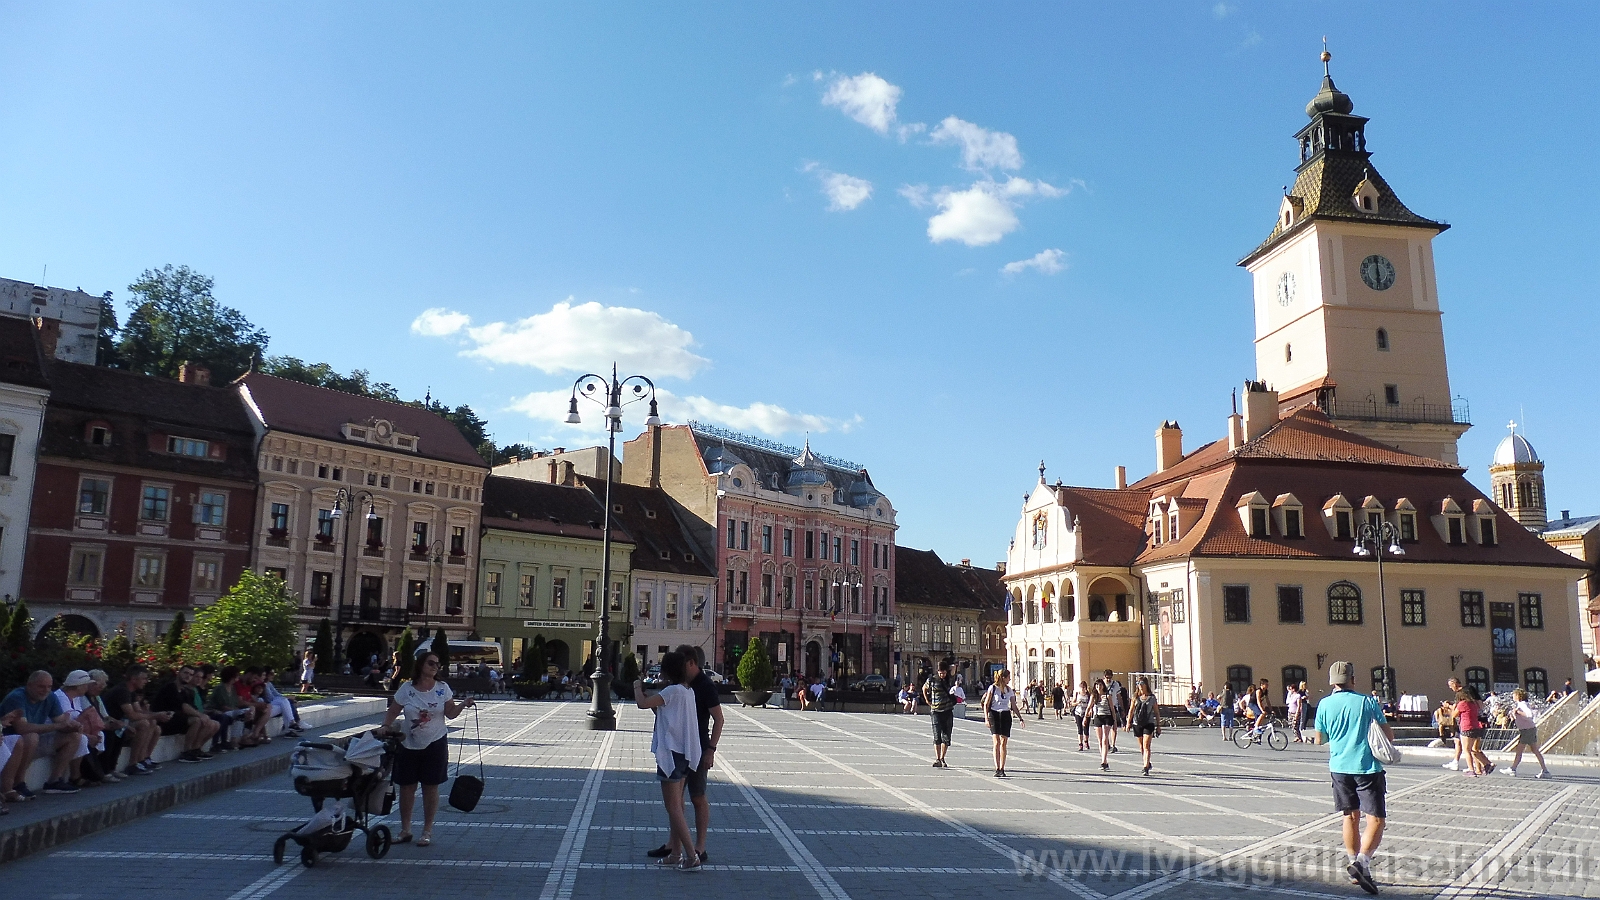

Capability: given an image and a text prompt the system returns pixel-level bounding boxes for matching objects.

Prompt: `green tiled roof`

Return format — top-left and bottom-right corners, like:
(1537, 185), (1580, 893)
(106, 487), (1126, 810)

(1241, 152), (1447, 266)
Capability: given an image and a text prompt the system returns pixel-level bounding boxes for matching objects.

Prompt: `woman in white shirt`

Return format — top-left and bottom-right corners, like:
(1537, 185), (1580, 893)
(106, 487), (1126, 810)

(382, 651), (475, 847)
(981, 669), (1024, 777)
(635, 651), (702, 872)
(1505, 689), (1550, 778)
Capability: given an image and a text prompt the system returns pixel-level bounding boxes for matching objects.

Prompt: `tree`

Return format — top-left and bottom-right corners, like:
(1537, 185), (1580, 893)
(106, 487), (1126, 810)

(5, 600), (33, 651)
(313, 619), (334, 674)
(260, 355), (401, 401)
(526, 635), (547, 677)
(115, 265), (269, 381)
(96, 293), (121, 367)
(391, 628), (416, 690)
(163, 611), (187, 664)
(737, 639), (774, 693)
(182, 570), (297, 670)
(432, 628), (451, 675)
(103, 631), (134, 675)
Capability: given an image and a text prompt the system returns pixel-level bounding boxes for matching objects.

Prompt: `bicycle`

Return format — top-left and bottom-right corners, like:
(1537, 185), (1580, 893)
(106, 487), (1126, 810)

(1231, 715), (1290, 751)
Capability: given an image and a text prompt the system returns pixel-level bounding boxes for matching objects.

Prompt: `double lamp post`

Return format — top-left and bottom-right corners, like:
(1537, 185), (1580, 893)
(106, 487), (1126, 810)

(1353, 520), (1404, 703)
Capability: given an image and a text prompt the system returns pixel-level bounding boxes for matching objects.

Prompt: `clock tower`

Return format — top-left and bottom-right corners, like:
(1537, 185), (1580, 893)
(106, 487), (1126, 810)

(1239, 52), (1470, 464)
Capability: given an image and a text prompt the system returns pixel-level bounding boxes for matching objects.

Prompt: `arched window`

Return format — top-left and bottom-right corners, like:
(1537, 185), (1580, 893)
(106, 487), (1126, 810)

(1025, 601), (1038, 625)
(1282, 665), (1307, 690)
(1376, 328), (1389, 350)
(1227, 665), (1254, 695)
(1328, 581), (1364, 624)
(1524, 668), (1549, 698)
(1009, 592), (1023, 625)
(1089, 596), (1107, 621)
(1464, 666), (1491, 698)
(1061, 587), (1076, 622)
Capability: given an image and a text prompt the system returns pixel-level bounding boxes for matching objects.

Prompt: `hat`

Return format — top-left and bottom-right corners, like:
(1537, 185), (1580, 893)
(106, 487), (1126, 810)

(1328, 661), (1355, 686)
(63, 670), (93, 687)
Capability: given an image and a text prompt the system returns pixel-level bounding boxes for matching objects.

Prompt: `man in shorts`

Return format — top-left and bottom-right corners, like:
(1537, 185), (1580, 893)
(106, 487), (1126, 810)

(1313, 660), (1392, 895)
(923, 660), (957, 767)
(647, 644), (724, 865)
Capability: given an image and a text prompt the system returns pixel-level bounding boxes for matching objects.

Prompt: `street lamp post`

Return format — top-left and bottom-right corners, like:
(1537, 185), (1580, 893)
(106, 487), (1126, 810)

(565, 364), (661, 731)
(329, 488), (376, 669)
(420, 539), (445, 638)
(832, 570), (862, 691)
(1353, 520), (1405, 703)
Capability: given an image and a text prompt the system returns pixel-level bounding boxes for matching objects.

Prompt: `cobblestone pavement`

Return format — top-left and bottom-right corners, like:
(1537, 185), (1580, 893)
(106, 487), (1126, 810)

(8, 701), (1600, 899)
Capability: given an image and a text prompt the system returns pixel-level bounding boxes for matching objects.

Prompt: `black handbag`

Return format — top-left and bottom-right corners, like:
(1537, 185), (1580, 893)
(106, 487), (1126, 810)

(447, 705), (484, 812)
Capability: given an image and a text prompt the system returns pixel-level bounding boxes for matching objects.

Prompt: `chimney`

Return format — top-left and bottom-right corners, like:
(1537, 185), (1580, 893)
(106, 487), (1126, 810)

(547, 460), (559, 483)
(995, 562), (1007, 575)
(1243, 380), (1280, 442)
(1155, 421), (1183, 473)
(1562, 510), (1571, 521)
(177, 362), (212, 386)
(1227, 413), (1244, 451)
(553, 447), (566, 454)
(960, 558), (970, 567)
(648, 424), (663, 489)
(558, 460), (575, 486)
(1114, 465), (1127, 490)
(33, 317), (59, 359)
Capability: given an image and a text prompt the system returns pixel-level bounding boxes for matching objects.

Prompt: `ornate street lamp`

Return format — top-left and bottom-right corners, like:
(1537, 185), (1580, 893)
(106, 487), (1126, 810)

(1353, 520), (1405, 703)
(329, 488), (376, 668)
(565, 364), (661, 731)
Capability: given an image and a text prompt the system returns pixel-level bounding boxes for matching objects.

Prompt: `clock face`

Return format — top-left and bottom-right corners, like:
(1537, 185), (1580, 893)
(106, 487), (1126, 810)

(1276, 271), (1296, 307)
(1360, 255), (1396, 291)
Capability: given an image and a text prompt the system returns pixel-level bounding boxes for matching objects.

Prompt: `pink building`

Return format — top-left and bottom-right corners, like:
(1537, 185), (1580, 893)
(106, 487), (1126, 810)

(621, 423), (898, 682)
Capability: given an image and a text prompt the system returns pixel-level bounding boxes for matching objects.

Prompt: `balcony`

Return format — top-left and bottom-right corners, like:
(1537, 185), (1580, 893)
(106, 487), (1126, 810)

(1322, 396), (1469, 426)
(873, 615), (897, 627)
(336, 603), (410, 626)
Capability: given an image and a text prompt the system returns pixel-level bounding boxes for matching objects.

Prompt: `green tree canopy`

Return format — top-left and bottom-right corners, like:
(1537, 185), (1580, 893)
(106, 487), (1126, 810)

(431, 628), (451, 674)
(736, 639), (773, 692)
(260, 355), (402, 401)
(183, 570), (297, 670)
(312, 619), (334, 674)
(115, 265), (269, 381)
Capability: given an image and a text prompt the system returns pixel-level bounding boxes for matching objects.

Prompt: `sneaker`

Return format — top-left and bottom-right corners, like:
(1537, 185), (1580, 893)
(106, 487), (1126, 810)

(43, 780), (80, 794)
(177, 750), (200, 763)
(1535, 770), (1550, 779)
(1442, 760), (1460, 770)
(1100, 762), (1110, 771)
(1347, 860), (1379, 895)
(14, 785), (36, 801)
(1504, 768), (1517, 777)
(994, 768), (1003, 777)
(142, 759), (161, 771)
(197, 750), (215, 760)
(646, 844), (673, 858)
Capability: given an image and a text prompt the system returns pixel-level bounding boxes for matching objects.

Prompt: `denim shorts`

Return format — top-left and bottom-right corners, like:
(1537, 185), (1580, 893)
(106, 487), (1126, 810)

(657, 751), (691, 782)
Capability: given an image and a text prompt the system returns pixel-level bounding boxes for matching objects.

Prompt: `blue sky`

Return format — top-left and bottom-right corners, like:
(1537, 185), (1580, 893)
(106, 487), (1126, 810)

(2, 3), (1596, 563)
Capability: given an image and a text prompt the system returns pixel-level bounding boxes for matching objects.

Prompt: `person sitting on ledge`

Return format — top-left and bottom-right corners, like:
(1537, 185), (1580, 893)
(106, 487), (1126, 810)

(1, 670), (84, 798)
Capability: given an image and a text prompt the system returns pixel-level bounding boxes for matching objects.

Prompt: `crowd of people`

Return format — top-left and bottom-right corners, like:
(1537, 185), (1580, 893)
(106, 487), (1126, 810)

(0, 663), (307, 816)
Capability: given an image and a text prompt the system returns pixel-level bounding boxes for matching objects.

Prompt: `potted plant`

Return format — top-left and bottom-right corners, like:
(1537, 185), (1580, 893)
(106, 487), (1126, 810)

(733, 641), (774, 707)
(313, 531), (333, 545)
(268, 527), (289, 540)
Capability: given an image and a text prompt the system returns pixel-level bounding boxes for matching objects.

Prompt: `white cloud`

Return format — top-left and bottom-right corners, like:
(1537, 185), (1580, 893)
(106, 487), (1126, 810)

(926, 185), (1020, 246)
(411, 300), (710, 380)
(803, 162), (873, 211)
(1212, 2), (1235, 17)
(930, 116), (1023, 171)
(508, 387), (858, 438)
(822, 72), (903, 135)
(898, 183), (932, 208)
(1001, 248), (1067, 275)
(411, 308), (471, 337)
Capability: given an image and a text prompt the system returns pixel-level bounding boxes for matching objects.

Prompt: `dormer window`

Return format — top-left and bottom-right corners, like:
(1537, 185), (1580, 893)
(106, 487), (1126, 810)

(1393, 498), (1418, 542)
(1352, 176), (1380, 214)
(1273, 493), (1304, 538)
(1433, 497), (1467, 545)
(168, 436), (210, 457)
(1168, 511), (1180, 542)
(88, 424), (111, 446)
(1361, 496), (1385, 532)
(1480, 517), (1497, 547)
(1323, 494), (1354, 540)
(1237, 492), (1270, 538)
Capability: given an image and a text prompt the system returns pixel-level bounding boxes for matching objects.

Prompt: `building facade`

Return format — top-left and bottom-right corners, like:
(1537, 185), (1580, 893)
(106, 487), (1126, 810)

(474, 474), (633, 675)
(621, 422), (898, 682)
(0, 318), (50, 603)
(23, 362), (257, 642)
(575, 477), (716, 672)
(239, 373), (488, 664)
(892, 546), (985, 687)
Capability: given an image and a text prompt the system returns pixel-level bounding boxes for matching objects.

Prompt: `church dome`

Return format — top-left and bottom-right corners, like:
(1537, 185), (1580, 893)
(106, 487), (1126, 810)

(1306, 74), (1354, 117)
(1493, 433), (1539, 466)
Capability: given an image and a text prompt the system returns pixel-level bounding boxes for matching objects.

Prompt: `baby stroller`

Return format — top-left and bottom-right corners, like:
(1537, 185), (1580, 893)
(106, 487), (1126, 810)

(273, 730), (398, 867)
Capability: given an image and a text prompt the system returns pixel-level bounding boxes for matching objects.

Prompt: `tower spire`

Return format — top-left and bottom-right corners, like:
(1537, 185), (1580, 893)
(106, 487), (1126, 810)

(1321, 37), (1331, 77)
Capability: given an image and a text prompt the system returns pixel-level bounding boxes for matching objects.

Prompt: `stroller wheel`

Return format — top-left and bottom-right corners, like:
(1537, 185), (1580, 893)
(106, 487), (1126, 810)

(301, 845), (318, 868)
(367, 825), (392, 859)
(273, 836), (288, 865)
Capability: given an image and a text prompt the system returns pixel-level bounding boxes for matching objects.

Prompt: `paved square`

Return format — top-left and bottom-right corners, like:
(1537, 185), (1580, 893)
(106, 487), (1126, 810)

(9, 701), (1600, 899)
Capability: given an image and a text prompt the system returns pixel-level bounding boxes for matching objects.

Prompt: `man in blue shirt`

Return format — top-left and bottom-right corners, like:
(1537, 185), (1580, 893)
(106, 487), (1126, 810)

(1, 670), (83, 802)
(1313, 661), (1393, 896)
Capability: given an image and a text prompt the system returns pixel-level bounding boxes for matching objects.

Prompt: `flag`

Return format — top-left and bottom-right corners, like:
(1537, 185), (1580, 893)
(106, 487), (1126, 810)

(693, 597), (707, 617)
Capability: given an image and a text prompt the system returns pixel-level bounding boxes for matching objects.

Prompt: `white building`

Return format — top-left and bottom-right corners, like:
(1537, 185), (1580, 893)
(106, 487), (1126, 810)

(0, 277), (107, 365)
(0, 318), (49, 602)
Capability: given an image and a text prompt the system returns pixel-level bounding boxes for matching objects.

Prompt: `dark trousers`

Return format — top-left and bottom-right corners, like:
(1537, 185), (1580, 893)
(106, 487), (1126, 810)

(91, 731), (125, 780)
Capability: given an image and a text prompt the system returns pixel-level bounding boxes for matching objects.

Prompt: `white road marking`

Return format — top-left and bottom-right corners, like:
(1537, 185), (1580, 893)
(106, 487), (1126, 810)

(536, 732), (614, 900)
(1433, 785), (1579, 900)
(718, 752), (855, 900)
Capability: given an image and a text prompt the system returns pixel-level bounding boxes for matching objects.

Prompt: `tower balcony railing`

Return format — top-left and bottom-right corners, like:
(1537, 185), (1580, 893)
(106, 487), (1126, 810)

(1322, 396), (1470, 426)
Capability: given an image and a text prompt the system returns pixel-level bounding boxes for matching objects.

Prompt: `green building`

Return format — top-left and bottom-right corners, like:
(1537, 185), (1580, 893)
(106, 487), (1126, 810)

(475, 474), (633, 674)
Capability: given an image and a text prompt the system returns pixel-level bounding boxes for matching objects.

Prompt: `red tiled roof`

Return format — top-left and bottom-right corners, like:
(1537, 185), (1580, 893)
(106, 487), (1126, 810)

(576, 476), (713, 578)
(1053, 485), (1150, 567)
(481, 475), (630, 543)
(895, 546), (986, 610)
(239, 372), (486, 468)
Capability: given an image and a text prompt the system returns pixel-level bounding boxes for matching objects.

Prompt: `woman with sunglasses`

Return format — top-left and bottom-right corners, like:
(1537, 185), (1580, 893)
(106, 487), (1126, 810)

(383, 650), (475, 847)
(981, 669), (1024, 777)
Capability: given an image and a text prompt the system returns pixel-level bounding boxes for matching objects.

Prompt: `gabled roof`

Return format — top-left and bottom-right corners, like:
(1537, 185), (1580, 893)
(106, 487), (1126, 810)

(576, 476), (713, 578)
(1242, 155), (1446, 266)
(481, 474), (630, 543)
(238, 372), (486, 468)
(40, 361), (257, 481)
(1052, 485), (1151, 567)
(894, 546), (985, 610)
(0, 317), (49, 391)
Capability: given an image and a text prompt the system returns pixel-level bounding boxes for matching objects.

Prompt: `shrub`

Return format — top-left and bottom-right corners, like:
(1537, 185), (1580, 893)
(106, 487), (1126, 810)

(312, 619), (333, 674)
(737, 640), (773, 693)
(182, 571), (297, 670)
(432, 628), (450, 674)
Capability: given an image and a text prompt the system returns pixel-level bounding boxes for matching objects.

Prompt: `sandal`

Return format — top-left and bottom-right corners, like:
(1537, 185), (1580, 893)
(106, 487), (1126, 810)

(395, 832), (413, 844)
(417, 832), (432, 847)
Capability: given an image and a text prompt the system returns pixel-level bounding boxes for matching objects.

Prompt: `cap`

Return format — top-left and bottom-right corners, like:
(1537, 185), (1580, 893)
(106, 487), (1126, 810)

(1328, 661), (1355, 686)
(63, 669), (93, 687)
